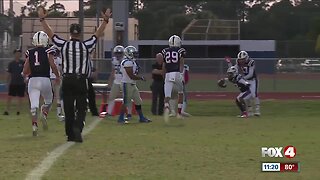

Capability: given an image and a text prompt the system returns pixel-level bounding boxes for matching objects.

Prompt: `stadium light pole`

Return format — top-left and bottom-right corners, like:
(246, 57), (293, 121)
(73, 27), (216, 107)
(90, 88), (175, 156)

(9, 0), (14, 38)
(95, 0), (102, 58)
(79, 0), (84, 41)
(112, 0), (129, 47)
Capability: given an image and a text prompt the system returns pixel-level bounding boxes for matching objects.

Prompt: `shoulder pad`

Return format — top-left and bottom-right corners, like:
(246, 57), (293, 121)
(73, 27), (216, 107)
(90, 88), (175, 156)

(248, 59), (255, 66)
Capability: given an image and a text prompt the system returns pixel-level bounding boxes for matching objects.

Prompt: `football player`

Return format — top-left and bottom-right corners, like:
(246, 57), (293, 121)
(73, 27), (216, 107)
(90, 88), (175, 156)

(162, 35), (185, 122)
(118, 46), (151, 124)
(23, 31), (60, 136)
(223, 66), (252, 118)
(169, 64), (191, 117)
(49, 45), (64, 121)
(105, 45), (132, 118)
(225, 51), (260, 116)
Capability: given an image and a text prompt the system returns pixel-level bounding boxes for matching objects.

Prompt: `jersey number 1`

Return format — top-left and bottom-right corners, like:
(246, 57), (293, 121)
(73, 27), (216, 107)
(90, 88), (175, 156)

(34, 51), (40, 66)
(165, 51), (179, 64)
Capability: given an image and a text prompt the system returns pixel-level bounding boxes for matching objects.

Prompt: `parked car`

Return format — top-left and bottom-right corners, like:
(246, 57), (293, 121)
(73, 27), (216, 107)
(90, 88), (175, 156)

(276, 59), (296, 72)
(300, 59), (320, 72)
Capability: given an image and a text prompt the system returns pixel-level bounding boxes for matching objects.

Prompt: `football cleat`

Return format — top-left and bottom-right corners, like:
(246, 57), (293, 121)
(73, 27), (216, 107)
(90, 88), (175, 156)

(139, 117), (152, 123)
(99, 112), (107, 118)
(254, 112), (261, 116)
(32, 125), (38, 136)
(237, 112), (248, 118)
(169, 111), (176, 117)
(176, 114), (184, 119)
(58, 115), (65, 122)
(181, 111), (191, 117)
(126, 114), (132, 121)
(117, 120), (129, 124)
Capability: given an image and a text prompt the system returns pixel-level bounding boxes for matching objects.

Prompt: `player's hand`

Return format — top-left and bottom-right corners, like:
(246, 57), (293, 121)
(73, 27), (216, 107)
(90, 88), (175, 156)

(101, 8), (112, 21)
(24, 77), (29, 84)
(37, 6), (48, 18)
(224, 56), (231, 63)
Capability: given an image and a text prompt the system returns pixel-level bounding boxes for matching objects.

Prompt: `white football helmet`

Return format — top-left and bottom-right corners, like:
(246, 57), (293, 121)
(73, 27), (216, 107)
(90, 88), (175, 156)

(124, 45), (137, 60)
(168, 35), (182, 47)
(113, 45), (125, 53)
(32, 31), (49, 47)
(113, 45), (125, 60)
(227, 66), (238, 78)
(237, 51), (249, 61)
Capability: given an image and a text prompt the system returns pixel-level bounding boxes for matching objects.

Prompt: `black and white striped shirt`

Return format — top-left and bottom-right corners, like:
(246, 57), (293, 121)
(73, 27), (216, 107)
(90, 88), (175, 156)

(51, 34), (97, 76)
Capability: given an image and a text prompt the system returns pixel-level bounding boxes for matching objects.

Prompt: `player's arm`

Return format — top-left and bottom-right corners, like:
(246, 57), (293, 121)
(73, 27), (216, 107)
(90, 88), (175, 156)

(37, 6), (54, 39)
(162, 61), (167, 79)
(94, 8), (112, 38)
(152, 64), (163, 75)
(180, 57), (184, 73)
(225, 56), (233, 67)
(6, 73), (11, 85)
(125, 67), (145, 81)
(48, 54), (60, 79)
(23, 58), (31, 76)
(152, 69), (163, 75)
(6, 64), (12, 84)
(108, 67), (115, 86)
(238, 78), (250, 87)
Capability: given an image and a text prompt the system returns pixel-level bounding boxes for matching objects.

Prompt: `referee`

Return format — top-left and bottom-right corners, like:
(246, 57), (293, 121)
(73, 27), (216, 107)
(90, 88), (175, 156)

(38, 6), (112, 142)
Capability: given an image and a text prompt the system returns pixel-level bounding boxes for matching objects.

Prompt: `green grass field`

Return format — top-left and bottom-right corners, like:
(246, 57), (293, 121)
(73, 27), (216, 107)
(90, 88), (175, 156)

(0, 100), (320, 180)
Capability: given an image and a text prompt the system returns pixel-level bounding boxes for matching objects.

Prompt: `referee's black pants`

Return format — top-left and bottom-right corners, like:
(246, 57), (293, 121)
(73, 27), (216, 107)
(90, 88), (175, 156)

(151, 80), (164, 115)
(62, 74), (88, 141)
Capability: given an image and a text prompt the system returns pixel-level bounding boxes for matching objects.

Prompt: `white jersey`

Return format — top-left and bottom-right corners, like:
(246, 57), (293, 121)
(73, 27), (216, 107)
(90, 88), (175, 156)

(112, 57), (123, 84)
(120, 58), (139, 84)
(50, 56), (62, 79)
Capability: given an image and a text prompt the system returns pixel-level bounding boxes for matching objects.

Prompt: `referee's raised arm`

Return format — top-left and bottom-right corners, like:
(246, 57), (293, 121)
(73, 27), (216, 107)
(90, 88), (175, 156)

(37, 6), (111, 40)
(37, 6), (112, 143)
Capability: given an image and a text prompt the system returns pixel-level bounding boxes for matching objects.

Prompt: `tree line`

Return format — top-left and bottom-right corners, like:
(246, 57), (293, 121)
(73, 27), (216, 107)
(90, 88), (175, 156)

(10, 0), (320, 55)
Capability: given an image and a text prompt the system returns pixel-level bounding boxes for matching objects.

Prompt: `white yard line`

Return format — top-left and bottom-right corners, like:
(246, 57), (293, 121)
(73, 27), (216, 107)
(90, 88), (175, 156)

(25, 117), (101, 180)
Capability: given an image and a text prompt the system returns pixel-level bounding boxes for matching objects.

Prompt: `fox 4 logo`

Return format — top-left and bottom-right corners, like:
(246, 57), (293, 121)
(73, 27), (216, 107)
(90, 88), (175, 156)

(261, 145), (296, 158)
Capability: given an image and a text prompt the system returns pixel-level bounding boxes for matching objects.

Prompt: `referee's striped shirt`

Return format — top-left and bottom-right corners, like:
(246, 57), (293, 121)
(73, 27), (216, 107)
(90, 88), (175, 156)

(51, 34), (97, 76)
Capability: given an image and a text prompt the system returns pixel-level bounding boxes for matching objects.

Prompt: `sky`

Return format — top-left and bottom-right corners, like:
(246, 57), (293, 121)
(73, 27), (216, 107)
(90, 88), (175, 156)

(3, 0), (79, 15)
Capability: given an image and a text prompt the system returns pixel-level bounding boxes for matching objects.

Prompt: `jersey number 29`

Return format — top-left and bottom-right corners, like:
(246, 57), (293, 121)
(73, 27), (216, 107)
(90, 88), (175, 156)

(165, 51), (179, 64)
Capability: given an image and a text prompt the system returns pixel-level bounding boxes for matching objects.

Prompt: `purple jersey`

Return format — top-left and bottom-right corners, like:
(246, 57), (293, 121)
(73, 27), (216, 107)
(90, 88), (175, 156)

(161, 47), (186, 73)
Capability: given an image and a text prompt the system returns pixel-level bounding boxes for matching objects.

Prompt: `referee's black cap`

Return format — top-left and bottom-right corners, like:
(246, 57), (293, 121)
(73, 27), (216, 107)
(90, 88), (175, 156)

(70, 23), (81, 35)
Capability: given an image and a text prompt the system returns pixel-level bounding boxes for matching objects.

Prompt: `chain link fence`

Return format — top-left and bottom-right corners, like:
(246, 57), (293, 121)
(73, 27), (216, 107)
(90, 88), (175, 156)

(1, 58), (320, 92)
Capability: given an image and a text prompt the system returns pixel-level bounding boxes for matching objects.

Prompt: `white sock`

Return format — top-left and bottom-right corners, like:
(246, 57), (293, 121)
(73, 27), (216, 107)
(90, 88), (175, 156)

(164, 102), (170, 109)
(182, 101), (187, 112)
(169, 99), (176, 113)
(127, 100), (132, 115)
(57, 105), (61, 115)
(255, 97), (260, 111)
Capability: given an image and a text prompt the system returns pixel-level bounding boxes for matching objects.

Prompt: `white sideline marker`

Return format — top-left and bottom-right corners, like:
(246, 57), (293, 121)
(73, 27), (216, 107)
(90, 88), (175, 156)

(25, 117), (101, 180)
